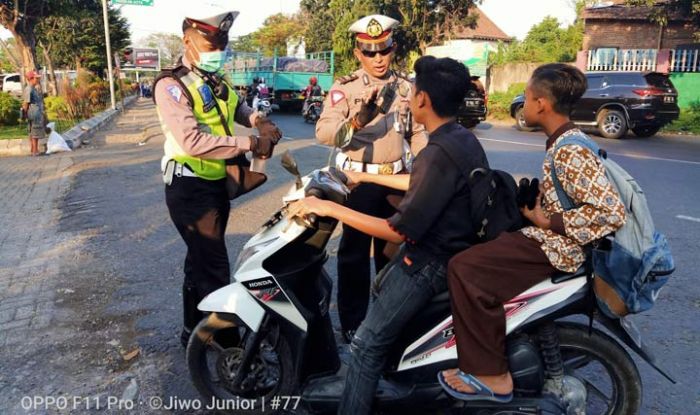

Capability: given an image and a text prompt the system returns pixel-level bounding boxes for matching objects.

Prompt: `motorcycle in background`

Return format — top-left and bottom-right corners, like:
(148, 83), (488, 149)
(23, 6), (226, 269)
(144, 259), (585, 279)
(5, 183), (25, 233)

(303, 96), (324, 123)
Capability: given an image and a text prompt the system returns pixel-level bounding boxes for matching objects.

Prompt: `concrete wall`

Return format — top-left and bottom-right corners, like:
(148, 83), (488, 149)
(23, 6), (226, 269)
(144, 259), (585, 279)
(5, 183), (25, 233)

(486, 62), (541, 94)
(670, 72), (700, 109)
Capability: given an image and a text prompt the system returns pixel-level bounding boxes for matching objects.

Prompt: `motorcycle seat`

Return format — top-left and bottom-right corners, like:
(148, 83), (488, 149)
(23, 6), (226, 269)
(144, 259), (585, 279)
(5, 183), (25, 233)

(430, 290), (451, 304)
(551, 266), (588, 284)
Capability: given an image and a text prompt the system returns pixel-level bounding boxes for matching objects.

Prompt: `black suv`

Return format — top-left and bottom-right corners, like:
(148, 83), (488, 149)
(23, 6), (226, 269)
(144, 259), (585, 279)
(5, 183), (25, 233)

(510, 71), (680, 139)
(457, 76), (487, 129)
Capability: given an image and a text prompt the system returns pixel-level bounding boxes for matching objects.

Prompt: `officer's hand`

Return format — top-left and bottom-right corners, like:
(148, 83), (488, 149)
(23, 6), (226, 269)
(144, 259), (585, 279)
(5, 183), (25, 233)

(255, 116), (282, 143)
(250, 135), (276, 159)
(354, 86), (380, 129)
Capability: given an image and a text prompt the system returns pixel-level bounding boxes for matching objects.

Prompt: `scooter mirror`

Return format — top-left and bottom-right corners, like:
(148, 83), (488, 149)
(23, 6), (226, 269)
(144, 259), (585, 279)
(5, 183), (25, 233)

(281, 150), (304, 189)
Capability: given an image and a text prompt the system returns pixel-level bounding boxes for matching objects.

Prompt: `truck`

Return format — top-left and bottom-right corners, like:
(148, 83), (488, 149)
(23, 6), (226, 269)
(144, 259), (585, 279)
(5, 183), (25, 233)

(228, 50), (335, 111)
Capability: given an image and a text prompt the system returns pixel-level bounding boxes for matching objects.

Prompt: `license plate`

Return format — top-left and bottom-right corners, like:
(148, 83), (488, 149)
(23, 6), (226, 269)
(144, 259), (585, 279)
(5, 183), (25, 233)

(664, 96), (675, 103)
(466, 100), (480, 107)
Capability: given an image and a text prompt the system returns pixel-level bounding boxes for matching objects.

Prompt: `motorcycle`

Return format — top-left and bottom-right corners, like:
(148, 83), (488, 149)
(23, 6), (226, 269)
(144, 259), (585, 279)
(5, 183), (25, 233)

(255, 96), (273, 117)
(303, 96), (324, 124)
(186, 151), (675, 414)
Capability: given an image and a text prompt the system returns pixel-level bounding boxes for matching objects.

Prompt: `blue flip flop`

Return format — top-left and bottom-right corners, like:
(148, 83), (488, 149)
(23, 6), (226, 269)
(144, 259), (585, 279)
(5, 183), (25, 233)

(438, 370), (513, 403)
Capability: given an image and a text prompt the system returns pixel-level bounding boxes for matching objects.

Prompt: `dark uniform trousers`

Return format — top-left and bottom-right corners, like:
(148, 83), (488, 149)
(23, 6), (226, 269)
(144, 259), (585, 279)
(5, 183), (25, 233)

(338, 181), (403, 333)
(165, 175), (231, 331)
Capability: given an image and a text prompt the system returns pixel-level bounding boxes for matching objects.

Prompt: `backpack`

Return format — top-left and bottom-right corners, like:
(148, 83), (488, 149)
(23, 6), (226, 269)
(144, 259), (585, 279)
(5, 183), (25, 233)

(431, 129), (523, 243)
(466, 168), (524, 242)
(550, 132), (675, 318)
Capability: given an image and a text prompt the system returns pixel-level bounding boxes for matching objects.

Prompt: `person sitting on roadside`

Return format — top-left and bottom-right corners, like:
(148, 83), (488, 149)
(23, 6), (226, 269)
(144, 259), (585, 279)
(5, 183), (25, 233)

(288, 56), (488, 415)
(438, 63), (626, 403)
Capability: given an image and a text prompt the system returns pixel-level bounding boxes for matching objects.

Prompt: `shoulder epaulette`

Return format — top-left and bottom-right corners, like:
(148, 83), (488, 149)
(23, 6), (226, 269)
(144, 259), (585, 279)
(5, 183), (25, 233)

(337, 74), (359, 85)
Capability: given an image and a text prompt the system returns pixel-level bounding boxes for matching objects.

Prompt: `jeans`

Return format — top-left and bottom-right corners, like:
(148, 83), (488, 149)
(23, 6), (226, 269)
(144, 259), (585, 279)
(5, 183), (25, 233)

(338, 251), (448, 415)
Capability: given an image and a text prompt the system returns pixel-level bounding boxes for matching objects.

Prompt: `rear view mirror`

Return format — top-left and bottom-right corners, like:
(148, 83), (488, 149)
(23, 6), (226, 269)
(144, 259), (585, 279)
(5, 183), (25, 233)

(281, 150), (303, 189)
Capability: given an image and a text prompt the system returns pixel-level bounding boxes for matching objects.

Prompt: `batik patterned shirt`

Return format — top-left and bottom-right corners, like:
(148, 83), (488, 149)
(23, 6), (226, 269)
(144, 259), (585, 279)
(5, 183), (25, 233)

(521, 127), (626, 272)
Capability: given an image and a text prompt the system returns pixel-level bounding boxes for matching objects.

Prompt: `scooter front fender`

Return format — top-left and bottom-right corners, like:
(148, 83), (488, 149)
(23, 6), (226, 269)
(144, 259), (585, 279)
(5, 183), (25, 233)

(198, 282), (265, 332)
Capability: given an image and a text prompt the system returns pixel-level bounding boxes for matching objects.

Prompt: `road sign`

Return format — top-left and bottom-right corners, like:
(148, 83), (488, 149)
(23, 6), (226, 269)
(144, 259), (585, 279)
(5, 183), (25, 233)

(112, 0), (154, 6)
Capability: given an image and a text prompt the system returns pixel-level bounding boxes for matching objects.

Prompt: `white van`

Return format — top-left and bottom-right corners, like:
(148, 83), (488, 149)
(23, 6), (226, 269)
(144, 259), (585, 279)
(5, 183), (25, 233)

(0, 73), (23, 97)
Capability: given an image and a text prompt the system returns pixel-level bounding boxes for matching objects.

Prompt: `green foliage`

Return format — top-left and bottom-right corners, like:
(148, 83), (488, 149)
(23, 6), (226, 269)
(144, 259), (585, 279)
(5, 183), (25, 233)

(489, 16), (583, 65)
(488, 82), (526, 120)
(300, 0), (335, 52)
(36, 3), (131, 76)
(663, 100), (700, 135)
(140, 32), (182, 67)
(44, 95), (68, 120)
(0, 124), (27, 140)
(0, 92), (21, 126)
(231, 34), (258, 53)
(300, 0), (478, 74)
(0, 38), (20, 72)
(251, 13), (305, 56)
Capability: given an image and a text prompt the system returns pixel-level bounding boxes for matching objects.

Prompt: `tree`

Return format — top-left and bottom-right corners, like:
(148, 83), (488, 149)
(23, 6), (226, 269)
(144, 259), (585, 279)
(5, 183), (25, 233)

(0, 37), (20, 72)
(378, 0), (480, 55)
(252, 13), (305, 56)
(627, 0), (700, 44)
(0, 0), (84, 75)
(489, 15), (584, 65)
(300, 0), (335, 52)
(139, 32), (182, 67)
(230, 34), (258, 53)
(301, 0), (479, 74)
(35, 3), (130, 76)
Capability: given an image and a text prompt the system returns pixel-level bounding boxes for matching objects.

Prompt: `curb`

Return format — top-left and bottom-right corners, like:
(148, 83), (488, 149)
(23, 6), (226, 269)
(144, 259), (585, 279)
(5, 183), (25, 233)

(0, 95), (138, 157)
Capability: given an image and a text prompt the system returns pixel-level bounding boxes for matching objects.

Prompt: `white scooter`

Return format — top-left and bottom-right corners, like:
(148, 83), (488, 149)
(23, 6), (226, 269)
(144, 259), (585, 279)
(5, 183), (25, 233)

(186, 151), (675, 414)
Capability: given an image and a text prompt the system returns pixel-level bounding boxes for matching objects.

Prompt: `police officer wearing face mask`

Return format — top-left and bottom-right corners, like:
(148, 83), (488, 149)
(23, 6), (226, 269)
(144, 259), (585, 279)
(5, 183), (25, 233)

(153, 9), (282, 347)
(316, 14), (428, 343)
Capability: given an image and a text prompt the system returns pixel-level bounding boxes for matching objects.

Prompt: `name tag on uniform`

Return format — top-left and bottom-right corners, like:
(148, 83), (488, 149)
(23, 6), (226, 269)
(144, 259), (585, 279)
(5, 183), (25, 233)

(197, 85), (216, 112)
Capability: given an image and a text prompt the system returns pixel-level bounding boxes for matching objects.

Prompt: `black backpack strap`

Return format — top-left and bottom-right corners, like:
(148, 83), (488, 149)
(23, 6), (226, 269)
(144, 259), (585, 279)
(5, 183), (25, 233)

(152, 65), (194, 106)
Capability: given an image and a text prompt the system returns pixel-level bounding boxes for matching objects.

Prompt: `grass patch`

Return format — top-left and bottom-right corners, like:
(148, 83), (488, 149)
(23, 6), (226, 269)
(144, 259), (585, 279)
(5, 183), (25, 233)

(0, 124), (27, 140)
(0, 119), (80, 140)
(662, 106), (700, 135)
(488, 82), (526, 120)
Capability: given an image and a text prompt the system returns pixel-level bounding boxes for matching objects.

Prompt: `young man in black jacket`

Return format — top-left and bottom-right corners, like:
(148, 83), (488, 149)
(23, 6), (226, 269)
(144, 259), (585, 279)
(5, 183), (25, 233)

(288, 56), (488, 415)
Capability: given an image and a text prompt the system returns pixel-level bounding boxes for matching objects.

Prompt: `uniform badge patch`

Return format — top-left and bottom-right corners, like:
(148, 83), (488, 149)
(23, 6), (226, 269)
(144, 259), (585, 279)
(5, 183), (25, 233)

(330, 90), (346, 106)
(167, 85), (182, 103)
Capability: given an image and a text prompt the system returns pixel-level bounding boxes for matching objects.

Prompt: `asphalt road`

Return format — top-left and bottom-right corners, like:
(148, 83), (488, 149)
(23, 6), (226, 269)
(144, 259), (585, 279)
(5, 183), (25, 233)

(2, 102), (697, 414)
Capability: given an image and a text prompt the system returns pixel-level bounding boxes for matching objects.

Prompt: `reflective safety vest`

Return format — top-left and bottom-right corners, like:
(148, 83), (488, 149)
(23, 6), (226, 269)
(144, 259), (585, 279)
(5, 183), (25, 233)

(155, 67), (238, 180)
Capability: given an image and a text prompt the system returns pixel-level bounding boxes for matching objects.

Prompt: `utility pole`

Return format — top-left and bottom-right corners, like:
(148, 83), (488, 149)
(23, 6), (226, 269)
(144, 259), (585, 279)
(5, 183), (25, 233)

(102, 0), (117, 110)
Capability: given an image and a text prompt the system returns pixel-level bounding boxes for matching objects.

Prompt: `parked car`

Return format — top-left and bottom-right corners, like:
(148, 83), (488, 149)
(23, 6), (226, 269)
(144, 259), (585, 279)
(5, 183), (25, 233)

(0, 73), (23, 97)
(510, 71), (680, 139)
(456, 76), (487, 129)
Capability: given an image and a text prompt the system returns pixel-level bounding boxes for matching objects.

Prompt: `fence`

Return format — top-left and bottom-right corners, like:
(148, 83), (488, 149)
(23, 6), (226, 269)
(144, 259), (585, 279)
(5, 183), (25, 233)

(670, 49), (700, 72)
(586, 48), (658, 72)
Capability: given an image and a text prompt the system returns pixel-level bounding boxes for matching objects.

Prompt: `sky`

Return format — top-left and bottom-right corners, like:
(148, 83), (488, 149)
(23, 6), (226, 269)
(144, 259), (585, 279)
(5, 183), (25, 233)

(0, 0), (577, 43)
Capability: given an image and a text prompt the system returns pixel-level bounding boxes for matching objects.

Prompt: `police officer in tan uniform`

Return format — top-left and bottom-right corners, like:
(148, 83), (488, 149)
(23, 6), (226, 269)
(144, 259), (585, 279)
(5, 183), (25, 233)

(153, 8), (282, 347)
(316, 14), (427, 343)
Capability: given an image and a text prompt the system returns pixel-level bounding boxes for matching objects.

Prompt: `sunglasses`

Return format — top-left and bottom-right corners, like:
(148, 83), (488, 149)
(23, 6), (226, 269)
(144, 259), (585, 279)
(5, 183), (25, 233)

(361, 47), (394, 58)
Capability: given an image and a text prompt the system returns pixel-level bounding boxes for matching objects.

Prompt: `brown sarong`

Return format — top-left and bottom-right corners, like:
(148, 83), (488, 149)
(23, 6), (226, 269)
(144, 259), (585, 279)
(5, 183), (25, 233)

(447, 231), (557, 375)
